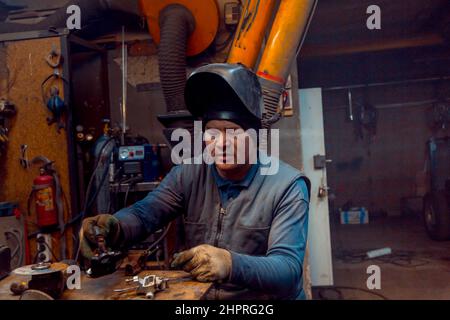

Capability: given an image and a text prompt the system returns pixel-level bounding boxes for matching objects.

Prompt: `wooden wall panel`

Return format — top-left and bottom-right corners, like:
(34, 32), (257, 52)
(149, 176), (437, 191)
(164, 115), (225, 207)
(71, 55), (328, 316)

(0, 37), (73, 261)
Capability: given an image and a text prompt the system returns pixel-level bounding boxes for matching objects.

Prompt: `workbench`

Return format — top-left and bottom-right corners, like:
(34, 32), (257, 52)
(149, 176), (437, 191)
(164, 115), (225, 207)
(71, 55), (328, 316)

(0, 268), (212, 300)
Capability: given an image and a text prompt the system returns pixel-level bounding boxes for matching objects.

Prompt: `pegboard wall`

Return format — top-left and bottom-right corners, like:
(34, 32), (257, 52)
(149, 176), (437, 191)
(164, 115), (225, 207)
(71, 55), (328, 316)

(0, 36), (74, 261)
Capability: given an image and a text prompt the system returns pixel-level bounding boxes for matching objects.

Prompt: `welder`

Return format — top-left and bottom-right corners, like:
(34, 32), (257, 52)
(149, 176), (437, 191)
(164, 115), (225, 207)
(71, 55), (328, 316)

(79, 63), (310, 300)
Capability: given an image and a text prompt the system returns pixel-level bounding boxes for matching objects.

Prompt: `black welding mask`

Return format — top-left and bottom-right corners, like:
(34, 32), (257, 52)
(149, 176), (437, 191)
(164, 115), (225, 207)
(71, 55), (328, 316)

(184, 63), (263, 130)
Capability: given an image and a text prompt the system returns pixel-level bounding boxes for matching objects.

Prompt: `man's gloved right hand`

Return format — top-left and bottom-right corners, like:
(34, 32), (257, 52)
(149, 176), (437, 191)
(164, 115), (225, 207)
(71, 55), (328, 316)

(79, 214), (122, 259)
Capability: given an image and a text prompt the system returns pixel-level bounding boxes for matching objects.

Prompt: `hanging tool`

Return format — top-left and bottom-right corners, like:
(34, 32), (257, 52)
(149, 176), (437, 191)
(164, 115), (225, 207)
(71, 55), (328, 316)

(19, 144), (29, 169)
(45, 86), (65, 130)
(41, 48), (68, 133)
(0, 99), (16, 157)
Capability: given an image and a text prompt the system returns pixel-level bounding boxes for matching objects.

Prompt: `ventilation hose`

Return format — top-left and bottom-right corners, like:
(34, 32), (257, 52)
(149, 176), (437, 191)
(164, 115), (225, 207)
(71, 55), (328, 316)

(158, 4), (195, 113)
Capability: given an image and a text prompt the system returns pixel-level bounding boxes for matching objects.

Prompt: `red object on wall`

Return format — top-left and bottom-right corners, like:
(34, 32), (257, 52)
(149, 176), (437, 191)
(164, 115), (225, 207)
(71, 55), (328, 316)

(33, 172), (58, 228)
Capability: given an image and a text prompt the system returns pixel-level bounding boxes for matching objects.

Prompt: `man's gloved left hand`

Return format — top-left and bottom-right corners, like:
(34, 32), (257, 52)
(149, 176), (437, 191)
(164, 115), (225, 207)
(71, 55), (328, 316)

(171, 244), (232, 282)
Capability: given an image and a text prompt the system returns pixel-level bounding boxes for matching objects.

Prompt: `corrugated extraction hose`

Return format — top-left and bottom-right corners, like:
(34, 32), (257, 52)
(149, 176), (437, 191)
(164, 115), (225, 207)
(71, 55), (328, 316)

(158, 4), (195, 113)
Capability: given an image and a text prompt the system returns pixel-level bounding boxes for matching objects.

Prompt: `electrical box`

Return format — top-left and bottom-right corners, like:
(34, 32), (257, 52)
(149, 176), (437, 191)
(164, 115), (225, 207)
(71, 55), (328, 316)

(118, 145), (146, 162)
(36, 233), (52, 263)
(313, 154), (327, 169)
(224, 2), (241, 28)
(116, 145), (161, 182)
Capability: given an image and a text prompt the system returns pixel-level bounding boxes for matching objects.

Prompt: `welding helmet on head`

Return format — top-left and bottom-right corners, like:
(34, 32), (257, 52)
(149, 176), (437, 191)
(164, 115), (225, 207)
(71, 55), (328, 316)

(184, 63), (263, 130)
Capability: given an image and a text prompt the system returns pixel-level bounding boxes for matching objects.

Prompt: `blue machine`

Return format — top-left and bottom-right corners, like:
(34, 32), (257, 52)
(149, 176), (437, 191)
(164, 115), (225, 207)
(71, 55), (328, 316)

(118, 144), (160, 182)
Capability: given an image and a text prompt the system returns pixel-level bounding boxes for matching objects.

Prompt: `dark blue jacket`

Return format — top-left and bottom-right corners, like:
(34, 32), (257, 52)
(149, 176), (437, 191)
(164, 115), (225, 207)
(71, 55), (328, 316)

(115, 159), (310, 299)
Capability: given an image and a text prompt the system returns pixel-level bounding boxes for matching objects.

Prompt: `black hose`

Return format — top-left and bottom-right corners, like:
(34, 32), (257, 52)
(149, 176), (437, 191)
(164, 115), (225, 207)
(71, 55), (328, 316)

(85, 156), (111, 212)
(123, 176), (142, 208)
(70, 140), (114, 232)
(146, 222), (173, 254)
(72, 137), (116, 261)
(158, 4), (195, 113)
(66, 138), (114, 226)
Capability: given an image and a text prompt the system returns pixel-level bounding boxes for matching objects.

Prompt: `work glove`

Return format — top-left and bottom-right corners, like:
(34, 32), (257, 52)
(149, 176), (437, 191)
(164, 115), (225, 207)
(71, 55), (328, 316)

(171, 244), (232, 282)
(79, 214), (122, 259)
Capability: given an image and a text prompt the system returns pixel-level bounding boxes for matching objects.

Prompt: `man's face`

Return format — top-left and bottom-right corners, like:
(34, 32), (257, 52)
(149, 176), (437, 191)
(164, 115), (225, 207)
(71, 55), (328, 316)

(204, 120), (256, 172)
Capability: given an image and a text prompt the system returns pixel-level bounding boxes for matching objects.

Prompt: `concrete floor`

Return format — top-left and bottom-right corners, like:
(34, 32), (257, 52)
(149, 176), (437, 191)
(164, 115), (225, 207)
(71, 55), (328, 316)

(316, 215), (450, 300)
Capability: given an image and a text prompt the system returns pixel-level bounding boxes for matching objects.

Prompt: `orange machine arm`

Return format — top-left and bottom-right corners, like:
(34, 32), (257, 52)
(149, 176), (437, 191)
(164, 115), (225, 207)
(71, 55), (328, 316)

(257, 0), (315, 86)
(227, 0), (277, 69)
(228, 0), (316, 126)
(257, 0), (316, 126)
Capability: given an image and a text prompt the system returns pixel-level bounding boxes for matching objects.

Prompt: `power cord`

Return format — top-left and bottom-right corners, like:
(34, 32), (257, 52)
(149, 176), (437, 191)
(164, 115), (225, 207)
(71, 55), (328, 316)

(335, 249), (431, 268)
(123, 176), (143, 208)
(43, 241), (59, 262)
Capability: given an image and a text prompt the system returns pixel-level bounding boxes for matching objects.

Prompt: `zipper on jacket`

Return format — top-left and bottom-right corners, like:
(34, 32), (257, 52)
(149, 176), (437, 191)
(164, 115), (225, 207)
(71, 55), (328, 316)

(214, 206), (226, 247)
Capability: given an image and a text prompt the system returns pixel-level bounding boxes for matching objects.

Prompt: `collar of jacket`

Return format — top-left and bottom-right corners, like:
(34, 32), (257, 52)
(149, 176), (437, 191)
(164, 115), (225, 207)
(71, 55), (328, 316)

(210, 162), (260, 189)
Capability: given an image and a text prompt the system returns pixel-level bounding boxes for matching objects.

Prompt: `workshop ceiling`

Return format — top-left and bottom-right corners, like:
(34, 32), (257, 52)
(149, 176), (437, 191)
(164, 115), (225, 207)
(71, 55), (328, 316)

(3, 0), (449, 57)
(2, 0), (449, 83)
(302, 0), (450, 58)
(298, 0), (450, 88)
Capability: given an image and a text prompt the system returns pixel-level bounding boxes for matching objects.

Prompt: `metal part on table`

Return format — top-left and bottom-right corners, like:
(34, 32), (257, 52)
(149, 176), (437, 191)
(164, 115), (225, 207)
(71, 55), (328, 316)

(114, 274), (169, 299)
(110, 181), (160, 193)
(10, 281), (28, 295)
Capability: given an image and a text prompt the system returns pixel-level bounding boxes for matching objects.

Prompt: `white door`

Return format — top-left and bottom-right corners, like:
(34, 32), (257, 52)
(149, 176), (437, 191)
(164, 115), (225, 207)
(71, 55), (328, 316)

(299, 88), (334, 286)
